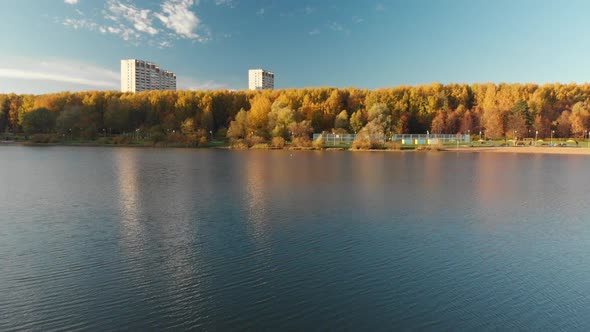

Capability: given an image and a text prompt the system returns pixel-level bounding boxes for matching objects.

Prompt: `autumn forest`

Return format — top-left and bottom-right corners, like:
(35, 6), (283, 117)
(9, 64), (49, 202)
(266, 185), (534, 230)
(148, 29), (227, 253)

(2, 83), (590, 146)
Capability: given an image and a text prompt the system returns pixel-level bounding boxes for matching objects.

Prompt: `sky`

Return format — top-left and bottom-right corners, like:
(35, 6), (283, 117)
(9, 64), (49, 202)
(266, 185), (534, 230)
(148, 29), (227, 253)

(1, 0), (590, 94)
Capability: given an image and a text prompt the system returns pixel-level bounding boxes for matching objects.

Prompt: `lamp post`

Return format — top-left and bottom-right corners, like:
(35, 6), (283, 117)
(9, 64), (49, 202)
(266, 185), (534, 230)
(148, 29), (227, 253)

(551, 130), (555, 146)
(535, 130), (538, 146)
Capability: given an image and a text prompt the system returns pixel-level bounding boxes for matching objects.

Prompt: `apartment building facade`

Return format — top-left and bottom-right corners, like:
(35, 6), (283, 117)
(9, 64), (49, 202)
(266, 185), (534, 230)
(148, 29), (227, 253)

(248, 69), (274, 90)
(121, 59), (176, 93)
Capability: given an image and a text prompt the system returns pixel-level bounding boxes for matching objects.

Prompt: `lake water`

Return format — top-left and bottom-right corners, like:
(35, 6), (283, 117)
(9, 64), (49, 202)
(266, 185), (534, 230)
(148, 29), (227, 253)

(2, 146), (590, 330)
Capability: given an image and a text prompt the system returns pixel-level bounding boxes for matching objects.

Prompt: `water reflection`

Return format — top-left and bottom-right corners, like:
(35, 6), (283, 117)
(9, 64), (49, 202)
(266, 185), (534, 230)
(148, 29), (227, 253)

(6, 146), (590, 330)
(114, 149), (144, 243)
(243, 152), (272, 247)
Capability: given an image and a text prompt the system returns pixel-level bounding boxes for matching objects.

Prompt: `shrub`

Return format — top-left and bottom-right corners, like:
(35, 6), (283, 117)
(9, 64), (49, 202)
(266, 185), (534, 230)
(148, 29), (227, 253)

(312, 135), (325, 149)
(215, 127), (228, 139)
(351, 121), (385, 150)
(384, 141), (401, 150)
(251, 143), (270, 149)
(351, 136), (371, 150)
(291, 137), (312, 148)
(96, 137), (112, 145)
(271, 136), (286, 148)
(229, 139), (248, 150)
(184, 134), (199, 147)
(150, 132), (165, 143)
(166, 132), (187, 145)
(112, 135), (130, 145)
(198, 136), (208, 147)
(81, 127), (98, 140)
(246, 135), (266, 147)
(30, 134), (58, 143)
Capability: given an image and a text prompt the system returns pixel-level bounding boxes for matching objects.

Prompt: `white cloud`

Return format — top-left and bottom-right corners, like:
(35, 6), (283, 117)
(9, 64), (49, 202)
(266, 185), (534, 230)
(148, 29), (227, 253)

(256, 8), (265, 16)
(64, 0), (79, 4)
(281, 6), (314, 17)
(326, 21), (351, 35)
(214, 0), (235, 7)
(309, 28), (320, 36)
(62, 18), (98, 30)
(327, 21), (344, 32)
(0, 58), (119, 91)
(59, 0), (209, 47)
(352, 16), (363, 24)
(157, 41), (173, 48)
(376, 3), (385, 11)
(154, 0), (204, 40)
(107, 0), (158, 35)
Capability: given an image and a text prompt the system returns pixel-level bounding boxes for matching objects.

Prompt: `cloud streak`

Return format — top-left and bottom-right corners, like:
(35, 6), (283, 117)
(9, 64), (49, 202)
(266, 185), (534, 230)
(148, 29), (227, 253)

(0, 59), (119, 89)
(177, 76), (231, 90)
(0, 57), (232, 93)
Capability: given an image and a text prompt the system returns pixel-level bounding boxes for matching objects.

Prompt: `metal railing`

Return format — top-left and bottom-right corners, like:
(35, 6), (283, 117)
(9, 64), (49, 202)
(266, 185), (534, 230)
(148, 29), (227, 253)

(312, 133), (358, 145)
(392, 134), (470, 144)
(312, 133), (471, 145)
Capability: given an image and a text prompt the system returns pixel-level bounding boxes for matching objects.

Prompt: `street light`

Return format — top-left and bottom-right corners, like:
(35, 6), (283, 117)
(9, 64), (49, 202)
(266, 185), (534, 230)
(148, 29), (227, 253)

(535, 130), (538, 145)
(551, 130), (555, 146)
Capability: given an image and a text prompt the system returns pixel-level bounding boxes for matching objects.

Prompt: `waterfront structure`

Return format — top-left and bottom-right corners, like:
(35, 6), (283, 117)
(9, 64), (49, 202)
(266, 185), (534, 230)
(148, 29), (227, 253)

(393, 134), (471, 145)
(121, 59), (176, 93)
(248, 69), (274, 90)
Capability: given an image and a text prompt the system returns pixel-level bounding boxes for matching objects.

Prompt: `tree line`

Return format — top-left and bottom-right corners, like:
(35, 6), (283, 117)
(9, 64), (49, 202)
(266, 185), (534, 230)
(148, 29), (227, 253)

(2, 83), (590, 144)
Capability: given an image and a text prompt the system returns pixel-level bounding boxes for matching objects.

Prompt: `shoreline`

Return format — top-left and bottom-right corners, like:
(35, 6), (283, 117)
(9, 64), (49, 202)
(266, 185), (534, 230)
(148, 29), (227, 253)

(449, 146), (590, 155)
(2, 141), (590, 156)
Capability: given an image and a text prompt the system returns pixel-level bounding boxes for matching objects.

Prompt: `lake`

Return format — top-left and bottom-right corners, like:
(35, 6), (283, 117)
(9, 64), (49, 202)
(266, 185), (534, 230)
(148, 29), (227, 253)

(2, 146), (590, 330)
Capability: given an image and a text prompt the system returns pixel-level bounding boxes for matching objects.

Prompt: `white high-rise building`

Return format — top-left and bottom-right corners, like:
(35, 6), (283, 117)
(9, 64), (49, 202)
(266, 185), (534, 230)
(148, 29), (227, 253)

(121, 59), (176, 93)
(248, 69), (274, 90)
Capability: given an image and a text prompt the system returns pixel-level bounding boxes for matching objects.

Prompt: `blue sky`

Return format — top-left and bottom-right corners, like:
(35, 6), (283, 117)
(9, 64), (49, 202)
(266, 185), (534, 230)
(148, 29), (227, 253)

(1, 0), (590, 93)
